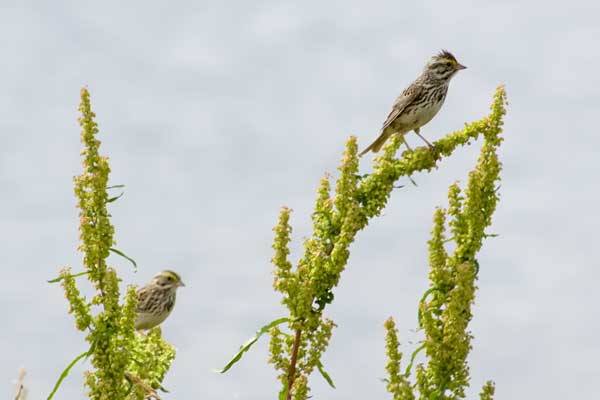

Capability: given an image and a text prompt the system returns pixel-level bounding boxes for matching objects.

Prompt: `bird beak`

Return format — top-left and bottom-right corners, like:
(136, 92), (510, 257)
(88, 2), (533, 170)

(178, 281), (185, 287)
(456, 63), (467, 70)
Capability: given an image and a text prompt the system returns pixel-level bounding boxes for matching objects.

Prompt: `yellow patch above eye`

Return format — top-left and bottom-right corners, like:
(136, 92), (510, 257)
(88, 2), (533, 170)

(162, 270), (181, 281)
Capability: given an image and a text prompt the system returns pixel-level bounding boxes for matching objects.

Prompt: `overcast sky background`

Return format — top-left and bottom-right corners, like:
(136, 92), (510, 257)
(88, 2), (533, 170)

(2, 1), (599, 398)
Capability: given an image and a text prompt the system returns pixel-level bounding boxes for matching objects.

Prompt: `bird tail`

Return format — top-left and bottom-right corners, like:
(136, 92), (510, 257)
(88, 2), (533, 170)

(359, 131), (391, 157)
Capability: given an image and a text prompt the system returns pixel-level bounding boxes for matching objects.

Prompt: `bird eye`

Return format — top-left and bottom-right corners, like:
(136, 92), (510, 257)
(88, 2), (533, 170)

(445, 62), (452, 67)
(167, 276), (173, 281)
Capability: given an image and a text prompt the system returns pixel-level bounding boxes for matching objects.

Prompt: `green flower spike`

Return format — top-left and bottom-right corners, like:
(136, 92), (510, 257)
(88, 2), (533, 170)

(220, 86), (507, 400)
(49, 88), (176, 400)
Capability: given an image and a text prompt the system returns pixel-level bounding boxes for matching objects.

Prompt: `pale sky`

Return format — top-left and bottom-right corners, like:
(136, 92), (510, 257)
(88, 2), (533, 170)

(2, 1), (599, 399)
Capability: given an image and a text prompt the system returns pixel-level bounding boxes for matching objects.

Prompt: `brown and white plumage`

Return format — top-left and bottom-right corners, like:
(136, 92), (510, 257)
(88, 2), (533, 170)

(359, 50), (466, 156)
(135, 270), (185, 330)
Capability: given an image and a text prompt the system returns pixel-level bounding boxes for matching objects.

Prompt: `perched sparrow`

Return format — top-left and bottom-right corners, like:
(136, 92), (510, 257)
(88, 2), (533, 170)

(360, 50), (466, 156)
(135, 270), (185, 330)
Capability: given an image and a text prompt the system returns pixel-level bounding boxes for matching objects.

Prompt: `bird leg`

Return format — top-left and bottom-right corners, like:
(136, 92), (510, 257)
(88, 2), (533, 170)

(400, 136), (418, 187)
(401, 135), (413, 152)
(414, 129), (434, 149)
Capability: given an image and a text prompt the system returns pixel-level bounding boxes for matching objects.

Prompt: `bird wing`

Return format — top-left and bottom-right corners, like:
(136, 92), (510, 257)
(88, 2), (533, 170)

(380, 82), (422, 132)
(136, 286), (152, 312)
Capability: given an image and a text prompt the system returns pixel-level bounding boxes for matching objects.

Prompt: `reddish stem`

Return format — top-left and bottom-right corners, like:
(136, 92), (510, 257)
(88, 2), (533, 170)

(286, 329), (302, 400)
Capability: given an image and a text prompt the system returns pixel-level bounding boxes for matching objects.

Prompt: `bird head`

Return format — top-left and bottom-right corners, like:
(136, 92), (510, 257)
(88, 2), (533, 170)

(151, 270), (185, 290)
(424, 50), (466, 81)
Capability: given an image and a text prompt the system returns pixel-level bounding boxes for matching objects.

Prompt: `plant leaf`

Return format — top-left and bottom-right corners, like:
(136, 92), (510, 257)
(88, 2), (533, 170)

(278, 381), (289, 400)
(316, 360), (336, 388)
(215, 317), (289, 374)
(404, 342), (426, 377)
(47, 271), (89, 283)
(417, 287), (441, 326)
(107, 192), (124, 203)
(47, 349), (90, 399)
(158, 384), (170, 393)
(109, 248), (138, 269)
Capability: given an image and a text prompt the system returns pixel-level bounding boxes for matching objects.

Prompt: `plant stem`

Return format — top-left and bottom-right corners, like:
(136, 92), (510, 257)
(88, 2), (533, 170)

(286, 329), (302, 400)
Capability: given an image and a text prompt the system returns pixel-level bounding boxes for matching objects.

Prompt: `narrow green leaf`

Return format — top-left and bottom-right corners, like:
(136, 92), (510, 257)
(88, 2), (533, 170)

(158, 384), (170, 393)
(47, 271), (89, 283)
(316, 360), (336, 388)
(417, 287), (441, 326)
(107, 184), (125, 189)
(85, 338), (98, 361)
(442, 236), (456, 244)
(109, 247), (138, 269)
(404, 342), (426, 377)
(107, 192), (124, 203)
(47, 350), (89, 399)
(215, 317), (289, 374)
(278, 381), (289, 400)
